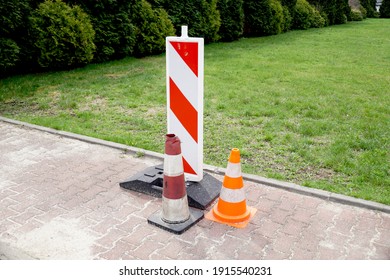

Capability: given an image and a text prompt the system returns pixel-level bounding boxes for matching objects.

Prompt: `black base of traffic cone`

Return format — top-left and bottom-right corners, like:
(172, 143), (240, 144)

(119, 164), (221, 210)
(147, 208), (204, 234)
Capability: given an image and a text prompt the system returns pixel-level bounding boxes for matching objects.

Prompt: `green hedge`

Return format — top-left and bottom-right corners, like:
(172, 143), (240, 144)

(0, 0), (31, 75)
(244, 0), (285, 36)
(65, 0), (136, 62)
(0, 38), (20, 74)
(281, 0), (297, 27)
(29, 0), (95, 69)
(132, 0), (175, 57)
(307, 0), (350, 25)
(151, 0), (221, 43)
(293, 0), (325, 29)
(380, 0), (390, 18)
(360, 0), (378, 17)
(1, 0), (371, 77)
(350, 9), (365, 21)
(217, 0), (244, 41)
(281, 0), (298, 11)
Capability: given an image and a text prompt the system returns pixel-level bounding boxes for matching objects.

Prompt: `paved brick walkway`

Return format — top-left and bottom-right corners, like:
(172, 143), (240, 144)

(0, 120), (389, 260)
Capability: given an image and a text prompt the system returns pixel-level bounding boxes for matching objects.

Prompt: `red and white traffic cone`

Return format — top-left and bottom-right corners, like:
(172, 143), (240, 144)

(162, 133), (190, 223)
(148, 134), (203, 234)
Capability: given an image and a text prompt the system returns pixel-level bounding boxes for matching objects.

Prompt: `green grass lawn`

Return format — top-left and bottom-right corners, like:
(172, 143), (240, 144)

(1, 19), (389, 205)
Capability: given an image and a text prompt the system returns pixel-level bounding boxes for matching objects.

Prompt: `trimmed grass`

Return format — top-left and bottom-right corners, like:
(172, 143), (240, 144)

(1, 19), (389, 205)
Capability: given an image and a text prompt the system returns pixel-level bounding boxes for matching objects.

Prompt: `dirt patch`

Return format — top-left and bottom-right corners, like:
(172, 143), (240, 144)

(297, 166), (336, 181)
(146, 107), (164, 117)
(104, 73), (126, 79)
(78, 95), (108, 112)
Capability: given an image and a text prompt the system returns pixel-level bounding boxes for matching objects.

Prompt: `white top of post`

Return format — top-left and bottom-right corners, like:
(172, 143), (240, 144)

(181, 26), (188, 38)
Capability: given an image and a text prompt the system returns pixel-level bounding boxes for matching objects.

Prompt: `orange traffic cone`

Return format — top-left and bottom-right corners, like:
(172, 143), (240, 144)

(205, 148), (256, 228)
(148, 134), (203, 234)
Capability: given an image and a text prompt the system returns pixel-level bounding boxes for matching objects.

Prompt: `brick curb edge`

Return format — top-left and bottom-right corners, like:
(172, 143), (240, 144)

(2, 116), (389, 214)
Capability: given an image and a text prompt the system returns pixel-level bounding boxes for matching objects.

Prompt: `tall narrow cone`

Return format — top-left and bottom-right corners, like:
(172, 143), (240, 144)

(162, 134), (190, 224)
(148, 134), (204, 234)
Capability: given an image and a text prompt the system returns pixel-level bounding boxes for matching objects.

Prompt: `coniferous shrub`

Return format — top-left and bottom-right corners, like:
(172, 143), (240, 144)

(0, 38), (20, 74)
(281, 0), (298, 11)
(380, 0), (390, 18)
(132, 0), (175, 57)
(244, 0), (285, 36)
(281, 0), (298, 18)
(336, 0), (351, 23)
(360, 0), (377, 17)
(0, 0), (31, 75)
(293, 0), (325, 29)
(311, 8), (326, 27)
(350, 9), (364, 21)
(65, 0), (136, 62)
(360, 6), (368, 19)
(151, 0), (221, 43)
(29, 0), (95, 69)
(217, 0), (244, 41)
(307, 0), (350, 25)
(281, 5), (293, 31)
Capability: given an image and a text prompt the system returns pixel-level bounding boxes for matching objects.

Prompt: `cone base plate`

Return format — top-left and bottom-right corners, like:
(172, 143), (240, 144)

(148, 208), (204, 234)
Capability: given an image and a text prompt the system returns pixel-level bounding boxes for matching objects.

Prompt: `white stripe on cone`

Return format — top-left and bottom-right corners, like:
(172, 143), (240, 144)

(164, 154), (184, 177)
(225, 162), (241, 178)
(219, 187), (246, 203)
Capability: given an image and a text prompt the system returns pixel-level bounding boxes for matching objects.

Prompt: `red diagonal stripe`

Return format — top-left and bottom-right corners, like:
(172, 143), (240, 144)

(183, 157), (197, 175)
(170, 41), (198, 77)
(169, 78), (198, 143)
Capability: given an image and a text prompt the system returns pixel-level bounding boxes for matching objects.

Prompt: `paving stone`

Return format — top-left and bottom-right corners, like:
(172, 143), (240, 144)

(157, 240), (187, 259)
(8, 207), (44, 225)
(317, 246), (346, 260)
(290, 247), (317, 260)
(268, 208), (291, 225)
(92, 217), (123, 235)
(375, 229), (390, 247)
(96, 228), (129, 249)
(272, 232), (297, 254)
(253, 219), (282, 239)
(183, 237), (218, 260)
(280, 218), (308, 236)
(291, 206), (317, 224)
(370, 242), (390, 260)
(297, 231), (322, 252)
(132, 238), (165, 260)
(264, 249), (290, 260)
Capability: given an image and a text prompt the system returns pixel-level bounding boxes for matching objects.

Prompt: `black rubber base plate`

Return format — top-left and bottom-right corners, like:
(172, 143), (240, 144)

(147, 208), (204, 234)
(119, 164), (221, 210)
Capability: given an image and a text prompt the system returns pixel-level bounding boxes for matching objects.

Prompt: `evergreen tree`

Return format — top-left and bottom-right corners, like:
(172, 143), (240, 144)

(380, 0), (390, 17)
(217, 0), (244, 41)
